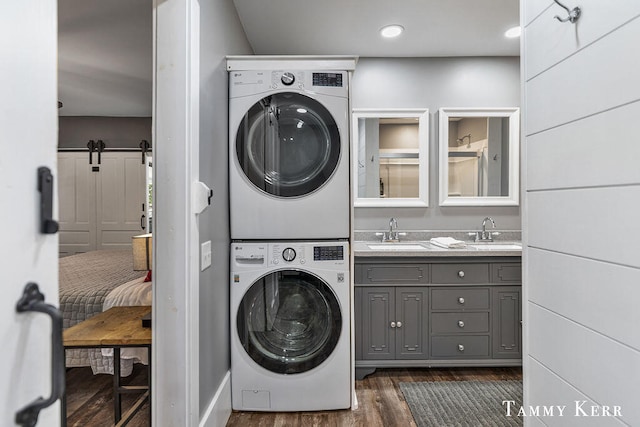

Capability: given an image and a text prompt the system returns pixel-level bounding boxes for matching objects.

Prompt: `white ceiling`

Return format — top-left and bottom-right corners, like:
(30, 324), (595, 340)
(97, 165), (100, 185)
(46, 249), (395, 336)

(57, 0), (519, 116)
(233, 0), (520, 57)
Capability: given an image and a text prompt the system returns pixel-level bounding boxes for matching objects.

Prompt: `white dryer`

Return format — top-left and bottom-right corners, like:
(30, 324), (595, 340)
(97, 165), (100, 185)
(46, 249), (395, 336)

(229, 69), (350, 240)
(230, 241), (350, 411)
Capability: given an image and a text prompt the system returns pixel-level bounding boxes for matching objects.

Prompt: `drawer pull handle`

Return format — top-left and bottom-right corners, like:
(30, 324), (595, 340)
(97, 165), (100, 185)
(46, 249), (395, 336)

(458, 320), (465, 328)
(458, 270), (465, 278)
(396, 321), (402, 328)
(458, 344), (465, 352)
(458, 297), (465, 304)
(390, 322), (396, 328)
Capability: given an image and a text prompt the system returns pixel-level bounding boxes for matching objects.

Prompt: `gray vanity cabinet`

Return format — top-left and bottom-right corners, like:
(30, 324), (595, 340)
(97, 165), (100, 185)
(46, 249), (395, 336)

(355, 257), (521, 379)
(355, 263), (430, 361)
(358, 287), (429, 360)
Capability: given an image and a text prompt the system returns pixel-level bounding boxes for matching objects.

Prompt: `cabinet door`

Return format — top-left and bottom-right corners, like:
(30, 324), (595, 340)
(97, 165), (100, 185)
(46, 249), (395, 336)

(58, 152), (97, 256)
(395, 287), (429, 359)
(492, 286), (521, 358)
(96, 152), (146, 249)
(361, 287), (395, 360)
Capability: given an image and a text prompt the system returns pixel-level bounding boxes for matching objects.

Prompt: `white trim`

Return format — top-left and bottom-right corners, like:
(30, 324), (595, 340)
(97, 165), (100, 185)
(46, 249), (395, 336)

(199, 372), (232, 427)
(226, 55), (358, 71)
(152, 0), (200, 425)
(438, 107), (520, 207)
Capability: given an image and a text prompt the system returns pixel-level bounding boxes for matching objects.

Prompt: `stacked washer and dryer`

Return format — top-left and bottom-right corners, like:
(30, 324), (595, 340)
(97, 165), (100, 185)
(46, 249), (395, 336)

(227, 57), (356, 412)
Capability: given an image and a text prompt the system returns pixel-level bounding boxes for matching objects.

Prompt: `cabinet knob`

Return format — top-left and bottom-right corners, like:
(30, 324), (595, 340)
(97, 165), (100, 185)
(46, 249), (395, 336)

(458, 344), (465, 352)
(396, 321), (402, 328)
(390, 322), (396, 328)
(458, 297), (465, 304)
(458, 270), (465, 278)
(458, 320), (465, 328)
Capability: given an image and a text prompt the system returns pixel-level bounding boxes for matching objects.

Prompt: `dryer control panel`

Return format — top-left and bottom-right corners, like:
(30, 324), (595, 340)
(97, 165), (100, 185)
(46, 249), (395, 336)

(229, 70), (348, 99)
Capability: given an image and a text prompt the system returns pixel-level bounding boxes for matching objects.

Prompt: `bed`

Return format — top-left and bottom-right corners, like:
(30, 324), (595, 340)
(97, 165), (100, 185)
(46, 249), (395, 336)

(59, 249), (151, 376)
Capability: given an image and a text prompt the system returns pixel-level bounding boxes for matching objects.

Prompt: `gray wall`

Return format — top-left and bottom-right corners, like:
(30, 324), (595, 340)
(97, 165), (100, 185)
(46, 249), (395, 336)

(351, 57), (521, 232)
(523, 2), (640, 424)
(58, 116), (151, 149)
(198, 0), (252, 416)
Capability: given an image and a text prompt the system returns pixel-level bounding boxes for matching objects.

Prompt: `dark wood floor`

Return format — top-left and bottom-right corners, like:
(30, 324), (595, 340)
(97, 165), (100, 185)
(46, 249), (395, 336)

(66, 365), (521, 426)
(65, 364), (150, 427)
(227, 367), (522, 426)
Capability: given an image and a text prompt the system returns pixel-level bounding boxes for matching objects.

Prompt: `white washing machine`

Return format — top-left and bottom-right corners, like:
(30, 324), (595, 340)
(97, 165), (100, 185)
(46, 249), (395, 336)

(229, 69), (350, 240)
(230, 241), (351, 411)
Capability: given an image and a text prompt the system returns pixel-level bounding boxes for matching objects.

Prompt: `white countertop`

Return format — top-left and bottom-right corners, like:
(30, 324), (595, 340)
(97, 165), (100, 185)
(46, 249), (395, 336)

(353, 240), (522, 258)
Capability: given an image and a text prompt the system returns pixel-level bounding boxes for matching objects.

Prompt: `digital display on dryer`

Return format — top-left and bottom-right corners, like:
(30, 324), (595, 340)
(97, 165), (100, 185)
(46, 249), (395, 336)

(312, 73), (343, 87)
(313, 246), (344, 261)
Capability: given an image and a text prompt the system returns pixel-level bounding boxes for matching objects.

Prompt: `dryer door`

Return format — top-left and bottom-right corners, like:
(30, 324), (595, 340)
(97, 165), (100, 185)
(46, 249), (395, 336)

(237, 270), (342, 374)
(235, 93), (341, 198)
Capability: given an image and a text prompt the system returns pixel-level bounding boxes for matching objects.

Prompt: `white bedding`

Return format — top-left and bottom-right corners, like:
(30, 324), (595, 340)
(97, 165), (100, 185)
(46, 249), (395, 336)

(99, 276), (152, 376)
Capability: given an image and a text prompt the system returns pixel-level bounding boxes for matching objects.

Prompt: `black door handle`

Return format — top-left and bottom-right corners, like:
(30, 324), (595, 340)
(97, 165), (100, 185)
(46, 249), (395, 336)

(141, 214), (146, 230)
(15, 282), (65, 427)
(37, 167), (59, 234)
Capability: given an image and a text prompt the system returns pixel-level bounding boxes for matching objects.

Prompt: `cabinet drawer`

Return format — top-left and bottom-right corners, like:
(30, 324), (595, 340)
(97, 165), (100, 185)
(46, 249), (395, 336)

(431, 312), (490, 334)
(359, 264), (429, 285)
(431, 263), (489, 284)
(431, 336), (490, 358)
(431, 288), (490, 310)
(491, 263), (522, 283)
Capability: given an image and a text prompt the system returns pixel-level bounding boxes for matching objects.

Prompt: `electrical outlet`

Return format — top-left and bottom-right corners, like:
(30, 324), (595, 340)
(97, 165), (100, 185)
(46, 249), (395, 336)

(201, 240), (212, 271)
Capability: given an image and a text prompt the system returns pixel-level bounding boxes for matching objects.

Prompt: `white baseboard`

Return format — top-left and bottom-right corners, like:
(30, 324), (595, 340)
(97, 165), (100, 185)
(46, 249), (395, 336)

(199, 371), (231, 427)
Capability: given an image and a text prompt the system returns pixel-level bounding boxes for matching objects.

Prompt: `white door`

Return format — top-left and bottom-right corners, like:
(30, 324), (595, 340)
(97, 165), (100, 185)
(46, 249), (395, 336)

(0, 0), (62, 426)
(58, 151), (146, 256)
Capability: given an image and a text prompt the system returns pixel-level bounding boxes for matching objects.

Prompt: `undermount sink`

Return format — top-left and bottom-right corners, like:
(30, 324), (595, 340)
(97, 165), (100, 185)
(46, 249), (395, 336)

(367, 243), (428, 251)
(469, 243), (522, 250)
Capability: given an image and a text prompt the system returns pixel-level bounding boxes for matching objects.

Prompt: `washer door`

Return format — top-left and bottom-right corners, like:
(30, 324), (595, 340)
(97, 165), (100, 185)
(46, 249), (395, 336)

(237, 270), (342, 374)
(235, 93), (341, 198)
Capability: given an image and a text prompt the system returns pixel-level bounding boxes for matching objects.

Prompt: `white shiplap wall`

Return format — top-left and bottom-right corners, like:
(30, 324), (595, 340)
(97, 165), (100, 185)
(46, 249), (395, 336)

(522, 1), (640, 426)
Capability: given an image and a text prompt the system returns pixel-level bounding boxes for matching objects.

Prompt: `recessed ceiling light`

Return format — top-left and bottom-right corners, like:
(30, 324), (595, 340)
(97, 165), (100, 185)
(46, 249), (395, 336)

(505, 26), (521, 38)
(380, 24), (404, 38)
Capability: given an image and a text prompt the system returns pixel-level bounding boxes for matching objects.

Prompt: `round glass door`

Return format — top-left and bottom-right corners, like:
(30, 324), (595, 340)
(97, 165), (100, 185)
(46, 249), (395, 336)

(237, 270), (342, 374)
(236, 93), (341, 198)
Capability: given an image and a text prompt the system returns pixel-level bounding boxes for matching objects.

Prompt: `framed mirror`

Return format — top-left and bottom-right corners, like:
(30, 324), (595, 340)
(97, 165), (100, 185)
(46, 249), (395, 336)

(352, 108), (429, 207)
(438, 107), (520, 206)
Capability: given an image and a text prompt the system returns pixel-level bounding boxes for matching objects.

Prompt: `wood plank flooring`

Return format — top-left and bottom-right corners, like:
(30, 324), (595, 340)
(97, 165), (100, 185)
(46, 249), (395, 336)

(65, 364), (149, 427)
(227, 367), (522, 426)
(66, 366), (521, 426)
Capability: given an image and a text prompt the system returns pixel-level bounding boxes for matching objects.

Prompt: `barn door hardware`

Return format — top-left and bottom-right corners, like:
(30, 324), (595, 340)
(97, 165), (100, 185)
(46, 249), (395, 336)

(139, 139), (150, 164)
(96, 139), (106, 164)
(87, 140), (106, 165)
(15, 282), (65, 427)
(553, 0), (581, 23)
(37, 167), (59, 234)
(87, 139), (96, 164)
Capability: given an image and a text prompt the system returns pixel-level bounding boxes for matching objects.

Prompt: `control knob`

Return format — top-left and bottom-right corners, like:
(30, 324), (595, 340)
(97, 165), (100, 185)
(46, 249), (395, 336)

(282, 248), (296, 262)
(281, 72), (295, 86)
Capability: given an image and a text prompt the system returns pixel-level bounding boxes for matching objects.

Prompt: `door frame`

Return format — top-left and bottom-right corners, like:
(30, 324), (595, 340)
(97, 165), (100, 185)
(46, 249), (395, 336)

(153, 0), (200, 425)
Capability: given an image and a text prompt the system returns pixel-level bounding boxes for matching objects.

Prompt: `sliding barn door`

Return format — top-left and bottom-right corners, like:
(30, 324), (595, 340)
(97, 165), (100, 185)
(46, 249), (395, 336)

(522, 1), (640, 425)
(58, 151), (146, 256)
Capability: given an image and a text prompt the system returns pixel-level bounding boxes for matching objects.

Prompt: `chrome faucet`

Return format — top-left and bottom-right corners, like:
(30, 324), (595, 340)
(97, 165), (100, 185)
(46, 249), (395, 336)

(388, 217), (398, 242)
(471, 217), (497, 242)
(376, 217), (405, 242)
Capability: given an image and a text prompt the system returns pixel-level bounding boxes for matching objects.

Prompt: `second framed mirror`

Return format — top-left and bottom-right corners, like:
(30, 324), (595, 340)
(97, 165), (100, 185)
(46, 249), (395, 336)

(438, 107), (520, 206)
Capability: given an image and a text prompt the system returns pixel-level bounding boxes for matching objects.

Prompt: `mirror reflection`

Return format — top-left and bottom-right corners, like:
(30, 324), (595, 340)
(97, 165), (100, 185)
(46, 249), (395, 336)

(439, 108), (519, 206)
(447, 116), (510, 197)
(352, 109), (429, 207)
